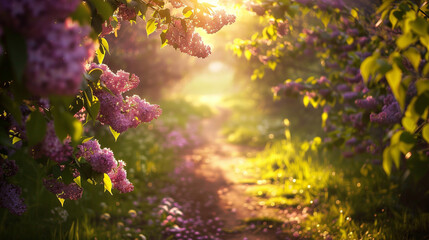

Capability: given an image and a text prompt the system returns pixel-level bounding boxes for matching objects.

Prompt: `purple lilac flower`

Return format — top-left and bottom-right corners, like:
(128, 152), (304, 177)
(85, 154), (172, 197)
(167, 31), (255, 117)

(370, 95), (402, 124)
(0, 0), (80, 37)
(0, 181), (27, 215)
(90, 64), (162, 133)
(355, 96), (378, 110)
(343, 91), (358, 101)
(78, 140), (116, 173)
(43, 178), (83, 200)
(26, 20), (94, 96)
(34, 122), (73, 163)
(108, 160), (134, 193)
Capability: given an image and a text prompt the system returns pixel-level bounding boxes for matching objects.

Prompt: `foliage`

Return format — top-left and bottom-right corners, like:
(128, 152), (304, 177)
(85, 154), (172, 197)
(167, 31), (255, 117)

(0, 0), (235, 216)
(231, 0), (429, 188)
(242, 134), (429, 239)
(0, 97), (210, 239)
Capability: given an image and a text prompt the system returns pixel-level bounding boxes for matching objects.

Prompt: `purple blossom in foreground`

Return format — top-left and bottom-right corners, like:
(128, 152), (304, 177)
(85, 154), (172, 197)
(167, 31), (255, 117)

(34, 122), (73, 163)
(0, 181), (27, 215)
(108, 160), (134, 193)
(43, 178), (83, 200)
(166, 20), (212, 58)
(92, 63), (140, 96)
(0, 0), (80, 37)
(90, 64), (162, 133)
(78, 140), (116, 173)
(26, 19), (94, 96)
(0, 159), (18, 178)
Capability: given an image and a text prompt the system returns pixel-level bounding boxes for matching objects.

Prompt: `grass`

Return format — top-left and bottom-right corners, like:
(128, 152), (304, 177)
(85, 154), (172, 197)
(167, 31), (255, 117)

(236, 132), (429, 239)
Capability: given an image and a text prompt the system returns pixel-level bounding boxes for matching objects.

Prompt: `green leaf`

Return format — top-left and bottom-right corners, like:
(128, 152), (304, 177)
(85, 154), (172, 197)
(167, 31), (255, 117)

(83, 88), (100, 121)
(396, 32), (417, 49)
(303, 95), (310, 107)
(0, 93), (22, 123)
(100, 37), (110, 55)
(398, 131), (416, 154)
(389, 9), (399, 28)
(5, 30), (27, 81)
(414, 92), (429, 116)
(137, 2), (148, 17)
(360, 55), (377, 82)
(402, 116), (417, 132)
(419, 35), (429, 49)
(96, 47), (105, 64)
(386, 64), (405, 110)
(146, 18), (158, 36)
(103, 173), (113, 195)
(159, 9), (171, 23)
(53, 108), (83, 145)
(62, 167), (74, 184)
(57, 197), (65, 207)
(351, 8), (359, 19)
(74, 176), (82, 188)
(390, 147), (401, 169)
(383, 147), (393, 176)
(320, 12), (331, 28)
(415, 79), (429, 95)
(422, 124), (429, 143)
(109, 126), (120, 141)
(160, 31), (168, 48)
(403, 47), (421, 70)
(346, 36), (354, 45)
(26, 110), (47, 146)
(244, 50), (252, 60)
(81, 136), (94, 144)
(88, 68), (103, 82)
(88, 0), (114, 21)
(410, 17), (428, 36)
(70, 2), (91, 25)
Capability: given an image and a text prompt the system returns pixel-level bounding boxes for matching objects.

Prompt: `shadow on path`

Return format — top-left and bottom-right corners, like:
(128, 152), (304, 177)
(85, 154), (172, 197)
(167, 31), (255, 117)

(167, 109), (302, 240)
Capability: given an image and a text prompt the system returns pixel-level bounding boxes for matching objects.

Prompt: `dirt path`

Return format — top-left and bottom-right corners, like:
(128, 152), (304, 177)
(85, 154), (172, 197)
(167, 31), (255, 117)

(166, 109), (301, 240)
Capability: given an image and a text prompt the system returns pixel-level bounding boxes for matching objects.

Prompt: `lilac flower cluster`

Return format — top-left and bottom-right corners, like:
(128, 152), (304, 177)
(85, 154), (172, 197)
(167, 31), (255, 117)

(272, 81), (307, 97)
(166, 20), (212, 58)
(100, 17), (121, 37)
(370, 95), (402, 124)
(92, 63), (140, 95)
(117, 4), (137, 21)
(0, 0), (94, 96)
(77, 139), (133, 193)
(26, 20), (94, 96)
(355, 96), (378, 110)
(77, 140), (116, 174)
(0, 158), (26, 215)
(276, 21), (289, 37)
(194, 10), (236, 34)
(34, 122), (73, 164)
(90, 64), (162, 133)
(0, 181), (27, 215)
(0, 0), (80, 37)
(108, 160), (134, 193)
(43, 178), (83, 200)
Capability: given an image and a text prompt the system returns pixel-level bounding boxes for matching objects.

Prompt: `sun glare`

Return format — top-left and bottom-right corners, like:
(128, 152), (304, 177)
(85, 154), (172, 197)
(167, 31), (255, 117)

(198, 0), (220, 6)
